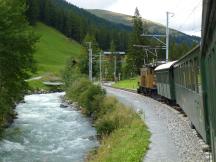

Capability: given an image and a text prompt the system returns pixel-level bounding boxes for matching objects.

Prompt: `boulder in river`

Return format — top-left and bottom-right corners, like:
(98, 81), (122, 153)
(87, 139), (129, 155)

(60, 103), (68, 108)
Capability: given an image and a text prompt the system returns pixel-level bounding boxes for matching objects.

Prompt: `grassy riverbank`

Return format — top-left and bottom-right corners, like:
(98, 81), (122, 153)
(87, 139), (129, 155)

(64, 71), (150, 161)
(112, 77), (139, 90)
(88, 98), (150, 162)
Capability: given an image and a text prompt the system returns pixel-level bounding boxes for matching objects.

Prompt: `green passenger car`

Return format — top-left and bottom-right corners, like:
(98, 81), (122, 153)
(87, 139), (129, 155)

(173, 46), (209, 143)
(155, 61), (177, 101)
(201, 0), (216, 160)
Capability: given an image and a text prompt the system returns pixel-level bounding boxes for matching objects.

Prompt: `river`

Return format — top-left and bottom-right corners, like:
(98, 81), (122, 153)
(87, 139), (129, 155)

(0, 92), (98, 162)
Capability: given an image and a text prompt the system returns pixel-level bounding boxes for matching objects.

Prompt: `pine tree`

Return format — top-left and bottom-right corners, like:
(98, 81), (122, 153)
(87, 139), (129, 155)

(26, 0), (39, 25)
(126, 7), (145, 76)
(0, 0), (38, 125)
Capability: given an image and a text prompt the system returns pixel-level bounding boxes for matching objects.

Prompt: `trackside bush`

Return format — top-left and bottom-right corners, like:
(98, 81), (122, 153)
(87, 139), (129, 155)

(65, 76), (106, 117)
(66, 77), (92, 101)
(95, 100), (138, 136)
(78, 84), (106, 116)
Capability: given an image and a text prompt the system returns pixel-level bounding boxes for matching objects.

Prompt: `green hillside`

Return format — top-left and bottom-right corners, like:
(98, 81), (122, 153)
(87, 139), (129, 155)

(33, 23), (85, 76)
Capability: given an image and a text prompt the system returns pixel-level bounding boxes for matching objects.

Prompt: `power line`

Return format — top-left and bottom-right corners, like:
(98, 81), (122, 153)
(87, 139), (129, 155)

(177, 0), (202, 31)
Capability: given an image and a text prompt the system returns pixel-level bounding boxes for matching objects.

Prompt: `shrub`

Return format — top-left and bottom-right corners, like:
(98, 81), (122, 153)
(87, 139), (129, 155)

(66, 78), (91, 101)
(96, 119), (117, 136)
(95, 97), (138, 136)
(98, 96), (118, 117)
(78, 84), (105, 116)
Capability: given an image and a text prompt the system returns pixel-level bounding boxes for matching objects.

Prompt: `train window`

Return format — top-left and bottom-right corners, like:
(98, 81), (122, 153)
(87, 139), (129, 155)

(160, 73), (162, 83)
(179, 65), (182, 85)
(175, 68), (179, 84)
(161, 73), (163, 83)
(157, 73), (159, 83)
(182, 63), (185, 87)
(177, 66), (179, 85)
(166, 72), (168, 84)
(187, 61), (190, 89)
(162, 72), (164, 83)
(180, 65), (183, 86)
(183, 63), (186, 87)
(194, 58), (200, 93)
(178, 67), (180, 85)
(191, 59), (196, 91)
(186, 61), (189, 89)
(159, 73), (161, 83)
(179, 65), (182, 86)
(189, 60), (193, 90)
(185, 62), (188, 88)
(164, 72), (167, 84)
(179, 67), (181, 85)
(197, 68), (201, 93)
(186, 62), (189, 88)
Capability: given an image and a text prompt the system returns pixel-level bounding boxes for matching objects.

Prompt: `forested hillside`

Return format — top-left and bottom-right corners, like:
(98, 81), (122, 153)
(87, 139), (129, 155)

(26, 0), (129, 51)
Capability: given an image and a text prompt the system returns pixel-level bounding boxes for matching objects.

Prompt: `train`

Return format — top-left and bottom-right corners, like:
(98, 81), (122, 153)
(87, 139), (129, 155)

(137, 0), (216, 160)
(137, 65), (158, 95)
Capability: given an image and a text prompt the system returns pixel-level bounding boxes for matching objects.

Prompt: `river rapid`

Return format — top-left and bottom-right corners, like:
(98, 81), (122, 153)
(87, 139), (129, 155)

(0, 93), (98, 162)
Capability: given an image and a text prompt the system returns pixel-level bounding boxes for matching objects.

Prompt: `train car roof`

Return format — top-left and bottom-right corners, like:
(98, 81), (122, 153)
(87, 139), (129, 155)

(155, 61), (177, 71)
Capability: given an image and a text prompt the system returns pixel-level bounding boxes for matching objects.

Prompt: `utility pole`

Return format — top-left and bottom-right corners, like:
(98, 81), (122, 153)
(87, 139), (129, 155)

(114, 53), (117, 81)
(140, 12), (174, 63)
(166, 12), (169, 62)
(166, 12), (174, 62)
(99, 51), (102, 84)
(86, 42), (92, 81)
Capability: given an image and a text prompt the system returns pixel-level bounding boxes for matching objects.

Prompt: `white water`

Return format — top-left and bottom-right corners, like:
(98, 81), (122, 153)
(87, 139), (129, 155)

(0, 93), (98, 162)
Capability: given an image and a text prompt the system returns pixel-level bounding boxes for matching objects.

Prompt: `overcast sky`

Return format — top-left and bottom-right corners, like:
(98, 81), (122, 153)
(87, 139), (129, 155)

(66, 0), (202, 36)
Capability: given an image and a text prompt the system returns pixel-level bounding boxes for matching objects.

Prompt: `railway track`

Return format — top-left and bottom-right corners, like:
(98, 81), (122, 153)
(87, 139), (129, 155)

(104, 85), (211, 161)
(104, 84), (211, 153)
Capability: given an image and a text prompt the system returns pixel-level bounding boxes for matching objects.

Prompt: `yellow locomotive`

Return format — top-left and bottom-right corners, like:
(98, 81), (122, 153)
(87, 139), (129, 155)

(137, 65), (157, 95)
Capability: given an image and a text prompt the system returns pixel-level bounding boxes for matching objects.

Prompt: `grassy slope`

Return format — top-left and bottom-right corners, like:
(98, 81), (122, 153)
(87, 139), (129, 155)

(28, 23), (85, 91)
(112, 77), (139, 90)
(33, 23), (85, 76)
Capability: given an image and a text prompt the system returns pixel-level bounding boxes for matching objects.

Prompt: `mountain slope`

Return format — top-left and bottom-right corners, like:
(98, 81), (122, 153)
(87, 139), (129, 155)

(88, 9), (200, 44)
(27, 0), (131, 51)
(87, 9), (134, 26)
(33, 23), (85, 75)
